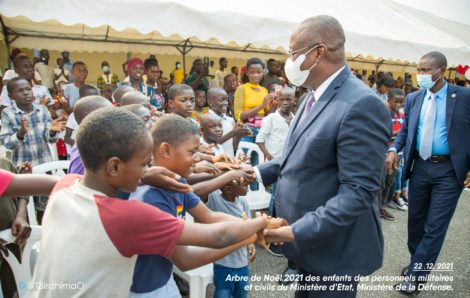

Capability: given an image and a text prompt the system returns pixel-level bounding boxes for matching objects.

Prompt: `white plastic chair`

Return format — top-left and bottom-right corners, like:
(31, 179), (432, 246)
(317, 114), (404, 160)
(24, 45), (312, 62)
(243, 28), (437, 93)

(26, 196), (38, 226)
(173, 263), (214, 298)
(32, 160), (70, 176)
(0, 226), (41, 298)
(29, 161), (70, 225)
(172, 213), (214, 298)
(0, 145), (12, 160)
(236, 142), (271, 212)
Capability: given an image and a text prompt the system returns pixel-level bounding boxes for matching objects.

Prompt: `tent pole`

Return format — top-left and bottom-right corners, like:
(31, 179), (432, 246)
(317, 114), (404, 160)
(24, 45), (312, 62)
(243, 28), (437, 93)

(176, 38), (193, 76)
(0, 16), (11, 69)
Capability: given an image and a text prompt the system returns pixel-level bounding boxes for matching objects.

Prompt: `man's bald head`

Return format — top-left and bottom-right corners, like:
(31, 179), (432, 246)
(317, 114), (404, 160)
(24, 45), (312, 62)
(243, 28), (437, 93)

(74, 95), (113, 125)
(295, 15), (346, 63)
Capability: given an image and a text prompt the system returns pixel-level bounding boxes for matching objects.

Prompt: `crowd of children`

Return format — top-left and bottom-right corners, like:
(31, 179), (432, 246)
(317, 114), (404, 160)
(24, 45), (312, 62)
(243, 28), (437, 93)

(0, 49), (427, 297)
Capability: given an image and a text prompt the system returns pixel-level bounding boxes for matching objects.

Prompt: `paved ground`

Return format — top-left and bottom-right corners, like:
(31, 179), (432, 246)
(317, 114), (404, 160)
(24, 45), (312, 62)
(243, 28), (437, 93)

(204, 189), (470, 297)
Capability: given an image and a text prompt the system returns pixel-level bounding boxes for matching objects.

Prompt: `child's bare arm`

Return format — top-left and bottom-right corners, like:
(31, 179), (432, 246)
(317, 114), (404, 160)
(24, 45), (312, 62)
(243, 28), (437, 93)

(256, 142), (274, 161)
(176, 217), (268, 249)
(171, 234), (256, 271)
(4, 174), (59, 197)
(191, 170), (251, 199)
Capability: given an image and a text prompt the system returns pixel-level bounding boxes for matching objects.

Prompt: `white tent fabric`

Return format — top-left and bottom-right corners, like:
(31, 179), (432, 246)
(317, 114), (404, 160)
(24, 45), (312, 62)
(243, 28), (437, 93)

(1, 0), (469, 65)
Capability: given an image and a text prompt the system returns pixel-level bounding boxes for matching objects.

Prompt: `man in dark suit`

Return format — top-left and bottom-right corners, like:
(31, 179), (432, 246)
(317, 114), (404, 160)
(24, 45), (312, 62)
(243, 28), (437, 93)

(386, 51), (470, 295)
(256, 16), (391, 297)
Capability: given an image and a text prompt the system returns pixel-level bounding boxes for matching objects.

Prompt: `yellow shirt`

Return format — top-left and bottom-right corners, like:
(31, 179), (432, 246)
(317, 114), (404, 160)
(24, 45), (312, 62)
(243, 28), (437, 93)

(173, 68), (184, 84)
(234, 83), (268, 121)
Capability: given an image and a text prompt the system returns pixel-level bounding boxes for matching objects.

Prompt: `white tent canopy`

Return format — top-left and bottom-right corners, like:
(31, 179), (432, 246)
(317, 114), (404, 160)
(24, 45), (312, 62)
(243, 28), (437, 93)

(1, 0), (469, 65)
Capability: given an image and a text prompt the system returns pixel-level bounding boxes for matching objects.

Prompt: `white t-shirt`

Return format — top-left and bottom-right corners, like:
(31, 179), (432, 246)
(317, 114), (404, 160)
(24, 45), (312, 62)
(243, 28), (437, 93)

(66, 113), (78, 140)
(256, 111), (293, 159)
(35, 62), (54, 89)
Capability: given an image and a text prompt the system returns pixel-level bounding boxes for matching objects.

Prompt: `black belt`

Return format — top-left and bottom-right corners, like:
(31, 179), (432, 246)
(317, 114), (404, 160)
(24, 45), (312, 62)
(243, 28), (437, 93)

(418, 154), (451, 163)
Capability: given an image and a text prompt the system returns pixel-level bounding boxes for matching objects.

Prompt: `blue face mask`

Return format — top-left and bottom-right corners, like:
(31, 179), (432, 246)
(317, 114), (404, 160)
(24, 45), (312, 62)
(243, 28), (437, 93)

(416, 69), (441, 90)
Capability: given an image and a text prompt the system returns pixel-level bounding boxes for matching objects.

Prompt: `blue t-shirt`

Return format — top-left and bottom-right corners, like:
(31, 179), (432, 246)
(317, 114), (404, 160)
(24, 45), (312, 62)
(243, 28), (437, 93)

(129, 179), (200, 293)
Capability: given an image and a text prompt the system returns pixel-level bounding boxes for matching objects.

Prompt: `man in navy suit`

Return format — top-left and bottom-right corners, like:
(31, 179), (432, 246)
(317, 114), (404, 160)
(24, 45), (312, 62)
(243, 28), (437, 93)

(386, 51), (470, 295)
(256, 16), (391, 297)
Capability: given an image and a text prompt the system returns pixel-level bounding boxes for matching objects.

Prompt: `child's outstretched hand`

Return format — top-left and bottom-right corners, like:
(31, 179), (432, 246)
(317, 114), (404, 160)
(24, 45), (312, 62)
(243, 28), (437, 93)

(233, 123), (252, 137)
(193, 161), (221, 175)
(199, 144), (215, 155)
(50, 117), (67, 132)
(214, 161), (241, 171)
(141, 166), (193, 193)
(212, 153), (236, 164)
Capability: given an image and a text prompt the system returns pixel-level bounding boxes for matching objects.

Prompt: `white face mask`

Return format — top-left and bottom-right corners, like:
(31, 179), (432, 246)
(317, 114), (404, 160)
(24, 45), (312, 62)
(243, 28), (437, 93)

(416, 69), (441, 90)
(102, 66), (110, 73)
(284, 45), (321, 86)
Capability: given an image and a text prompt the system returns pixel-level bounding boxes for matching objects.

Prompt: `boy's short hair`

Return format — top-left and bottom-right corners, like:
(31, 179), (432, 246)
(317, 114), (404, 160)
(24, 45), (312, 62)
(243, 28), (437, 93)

(168, 84), (193, 100)
(388, 88), (405, 100)
(6, 77), (31, 94)
(151, 114), (198, 147)
(76, 107), (149, 172)
(74, 95), (112, 124)
(79, 84), (99, 98)
(72, 61), (86, 71)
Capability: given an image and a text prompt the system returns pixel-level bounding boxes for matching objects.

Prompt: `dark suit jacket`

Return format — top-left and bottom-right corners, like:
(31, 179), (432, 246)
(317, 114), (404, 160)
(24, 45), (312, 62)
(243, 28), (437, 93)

(393, 84), (470, 187)
(258, 66), (390, 276)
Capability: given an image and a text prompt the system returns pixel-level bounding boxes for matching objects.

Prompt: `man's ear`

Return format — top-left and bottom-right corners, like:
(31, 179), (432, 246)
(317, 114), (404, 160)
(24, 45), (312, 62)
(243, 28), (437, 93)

(106, 157), (122, 177)
(315, 45), (328, 61)
(168, 99), (174, 109)
(158, 142), (173, 160)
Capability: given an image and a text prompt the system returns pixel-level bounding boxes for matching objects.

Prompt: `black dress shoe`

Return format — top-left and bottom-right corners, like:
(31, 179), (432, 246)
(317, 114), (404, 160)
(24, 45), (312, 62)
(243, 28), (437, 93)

(395, 280), (420, 296)
(278, 266), (297, 285)
(401, 266), (409, 276)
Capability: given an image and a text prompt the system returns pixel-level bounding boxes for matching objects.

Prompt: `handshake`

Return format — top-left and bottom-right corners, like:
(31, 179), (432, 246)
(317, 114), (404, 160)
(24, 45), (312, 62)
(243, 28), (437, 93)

(243, 212), (291, 250)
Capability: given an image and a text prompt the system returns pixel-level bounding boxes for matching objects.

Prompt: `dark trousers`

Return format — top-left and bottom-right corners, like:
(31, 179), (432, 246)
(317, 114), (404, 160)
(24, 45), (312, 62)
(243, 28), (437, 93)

(407, 157), (463, 280)
(295, 267), (359, 298)
(379, 165), (398, 208)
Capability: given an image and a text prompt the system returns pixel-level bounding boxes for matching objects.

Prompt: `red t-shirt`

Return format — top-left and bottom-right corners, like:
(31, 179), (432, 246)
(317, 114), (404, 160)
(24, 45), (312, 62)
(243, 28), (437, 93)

(0, 169), (14, 196)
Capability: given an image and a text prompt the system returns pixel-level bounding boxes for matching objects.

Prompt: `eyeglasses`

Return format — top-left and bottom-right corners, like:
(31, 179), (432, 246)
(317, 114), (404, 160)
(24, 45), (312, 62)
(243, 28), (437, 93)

(288, 43), (322, 56)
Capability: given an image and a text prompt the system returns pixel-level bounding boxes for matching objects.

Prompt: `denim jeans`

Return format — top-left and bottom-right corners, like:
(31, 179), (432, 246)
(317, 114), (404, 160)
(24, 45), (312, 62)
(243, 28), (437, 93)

(213, 264), (249, 298)
(395, 156), (408, 193)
